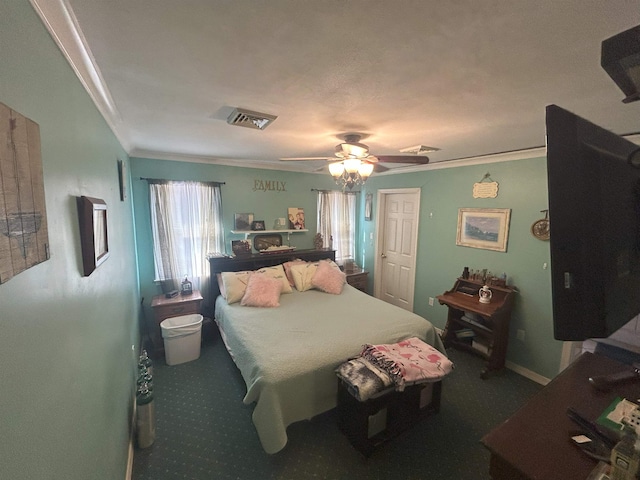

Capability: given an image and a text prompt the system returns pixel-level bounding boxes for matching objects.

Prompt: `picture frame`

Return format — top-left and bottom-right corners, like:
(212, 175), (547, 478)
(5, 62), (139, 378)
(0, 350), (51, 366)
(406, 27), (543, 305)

(231, 239), (251, 256)
(251, 220), (266, 231)
(456, 208), (511, 252)
(77, 196), (110, 276)
(234, 213), (254, 231)
(117, 159), (126, 201)
(288, 207), (305, 229)
(364, 193), (373, 221)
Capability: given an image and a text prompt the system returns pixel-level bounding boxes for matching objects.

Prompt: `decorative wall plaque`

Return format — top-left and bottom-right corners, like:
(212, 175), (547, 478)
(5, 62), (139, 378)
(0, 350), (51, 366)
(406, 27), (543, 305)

(0, 103), (50, 283)
(473, 173), (499, 198)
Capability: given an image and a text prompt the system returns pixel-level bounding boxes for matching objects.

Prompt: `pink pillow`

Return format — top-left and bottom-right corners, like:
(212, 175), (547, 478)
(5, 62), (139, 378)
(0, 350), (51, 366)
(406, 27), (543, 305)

(311, 260), (346, 294)
(240, 273), (282, 307)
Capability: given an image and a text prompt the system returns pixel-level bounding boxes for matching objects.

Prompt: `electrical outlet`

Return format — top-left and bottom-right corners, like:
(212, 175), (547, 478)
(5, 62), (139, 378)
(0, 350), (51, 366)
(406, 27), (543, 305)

(428, 297), (434, 306)
(516, 329), (526, 341)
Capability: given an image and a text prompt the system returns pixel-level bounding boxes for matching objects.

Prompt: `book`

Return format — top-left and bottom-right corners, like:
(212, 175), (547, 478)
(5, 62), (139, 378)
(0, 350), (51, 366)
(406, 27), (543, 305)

(455, 328), (475, 339)
(472, 339), (491, 355)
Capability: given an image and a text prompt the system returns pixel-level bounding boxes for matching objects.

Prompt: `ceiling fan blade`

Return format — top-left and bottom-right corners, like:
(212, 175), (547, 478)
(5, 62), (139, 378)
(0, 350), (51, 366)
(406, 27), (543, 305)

(373, 163), (389, 173)
(280, 157), (330, 161)
(374, 155), (430, 164)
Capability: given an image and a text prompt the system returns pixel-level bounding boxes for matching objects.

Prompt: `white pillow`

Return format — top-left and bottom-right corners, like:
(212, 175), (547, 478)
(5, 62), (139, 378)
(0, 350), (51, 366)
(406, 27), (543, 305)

(289, 262), (319, 292)
(220, 270), (252, 304)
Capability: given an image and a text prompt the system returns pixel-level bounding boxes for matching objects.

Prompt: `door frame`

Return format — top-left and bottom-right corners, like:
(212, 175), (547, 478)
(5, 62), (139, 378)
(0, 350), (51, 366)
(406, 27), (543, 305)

(373, 188), (421, 308)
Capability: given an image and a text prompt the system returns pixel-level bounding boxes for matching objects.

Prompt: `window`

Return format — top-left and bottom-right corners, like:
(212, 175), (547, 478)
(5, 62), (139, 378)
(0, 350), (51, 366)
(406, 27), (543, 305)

(316, 191), (356, 264)
(149, 181), (224, 306)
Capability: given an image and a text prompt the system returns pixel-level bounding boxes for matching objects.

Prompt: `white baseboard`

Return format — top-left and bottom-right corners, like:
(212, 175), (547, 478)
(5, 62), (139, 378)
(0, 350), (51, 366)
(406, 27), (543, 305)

(436, 327), (549, 386)
(505, 360), (550, 386)
(125, 390), (137, 480)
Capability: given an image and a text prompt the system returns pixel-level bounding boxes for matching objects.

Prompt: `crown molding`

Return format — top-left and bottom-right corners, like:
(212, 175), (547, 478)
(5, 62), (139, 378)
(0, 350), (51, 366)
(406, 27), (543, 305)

(29, 0), (131, 151)
(130, 148), (317, 173)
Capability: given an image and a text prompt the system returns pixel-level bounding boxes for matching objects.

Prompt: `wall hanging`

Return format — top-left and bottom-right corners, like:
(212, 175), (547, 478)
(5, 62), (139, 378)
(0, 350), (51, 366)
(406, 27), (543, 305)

(0, 102), (50, 283)
(531, 209), (550, 240)
(472, 173), (499, 198)
(456, 208), (511, 252)
(77, 196), (109, 276)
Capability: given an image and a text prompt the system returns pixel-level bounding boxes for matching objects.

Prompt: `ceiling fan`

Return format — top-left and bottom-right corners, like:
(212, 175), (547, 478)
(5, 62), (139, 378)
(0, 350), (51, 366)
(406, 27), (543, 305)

(280, 133), (432, 174)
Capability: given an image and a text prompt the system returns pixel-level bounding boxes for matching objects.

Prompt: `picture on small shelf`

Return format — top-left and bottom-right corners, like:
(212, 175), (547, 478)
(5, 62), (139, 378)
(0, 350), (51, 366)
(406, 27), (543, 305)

(234, 213), (254, 231)
(231, 239), (251, 256)
(288, 207), (305, 230)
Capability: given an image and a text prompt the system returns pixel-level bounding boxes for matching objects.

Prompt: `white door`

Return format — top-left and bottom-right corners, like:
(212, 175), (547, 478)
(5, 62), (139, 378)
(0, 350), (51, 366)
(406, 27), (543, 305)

(374, 189), (421, 311)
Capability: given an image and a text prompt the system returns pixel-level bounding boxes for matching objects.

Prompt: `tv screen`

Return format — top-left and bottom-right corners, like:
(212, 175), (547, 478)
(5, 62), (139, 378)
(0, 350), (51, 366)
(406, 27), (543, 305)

(546, 104), (640, 341)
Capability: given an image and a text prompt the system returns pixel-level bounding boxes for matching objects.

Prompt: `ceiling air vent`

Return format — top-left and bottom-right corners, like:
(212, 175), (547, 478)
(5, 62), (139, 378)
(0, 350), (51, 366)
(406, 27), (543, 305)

(399, 145), (440, 155)
(227, 108), (277, 130)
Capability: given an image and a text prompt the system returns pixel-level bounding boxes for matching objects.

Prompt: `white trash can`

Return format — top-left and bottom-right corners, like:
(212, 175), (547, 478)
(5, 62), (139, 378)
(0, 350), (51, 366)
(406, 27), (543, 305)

(160, 314), (203, 365)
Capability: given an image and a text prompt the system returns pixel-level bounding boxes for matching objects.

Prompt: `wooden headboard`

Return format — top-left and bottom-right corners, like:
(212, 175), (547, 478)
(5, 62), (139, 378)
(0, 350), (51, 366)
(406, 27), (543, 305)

(208, 248), (336, 301)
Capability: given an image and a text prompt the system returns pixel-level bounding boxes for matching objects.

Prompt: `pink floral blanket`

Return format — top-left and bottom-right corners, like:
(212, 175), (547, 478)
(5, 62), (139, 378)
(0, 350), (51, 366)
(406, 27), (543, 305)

(361, 337), (453, 390)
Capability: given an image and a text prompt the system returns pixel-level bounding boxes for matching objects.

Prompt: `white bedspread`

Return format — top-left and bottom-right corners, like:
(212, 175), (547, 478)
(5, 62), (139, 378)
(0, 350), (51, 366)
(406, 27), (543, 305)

(214, 284), (444, 454)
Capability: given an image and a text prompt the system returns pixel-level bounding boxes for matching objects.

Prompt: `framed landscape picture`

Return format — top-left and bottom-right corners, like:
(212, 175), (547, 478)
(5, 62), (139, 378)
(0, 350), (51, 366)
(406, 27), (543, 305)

(456, 208), (511, 252)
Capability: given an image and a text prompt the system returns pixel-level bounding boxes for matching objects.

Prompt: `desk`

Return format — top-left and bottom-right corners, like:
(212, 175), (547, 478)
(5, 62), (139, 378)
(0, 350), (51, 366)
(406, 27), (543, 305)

(481, 352), (640, 480)
(438, 278), (516, 378)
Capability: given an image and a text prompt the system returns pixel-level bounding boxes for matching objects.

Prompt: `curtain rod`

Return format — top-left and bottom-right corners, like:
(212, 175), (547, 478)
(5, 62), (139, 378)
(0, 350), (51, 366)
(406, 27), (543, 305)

(310, 188), (359, 194)
(139, 177), (225, 186)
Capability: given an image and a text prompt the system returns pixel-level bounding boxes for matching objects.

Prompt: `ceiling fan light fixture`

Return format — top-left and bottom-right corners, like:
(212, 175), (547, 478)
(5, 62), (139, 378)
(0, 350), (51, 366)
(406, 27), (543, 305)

(329, 158), (372, 190)
(329, 162), (345, 178)
(343, 158), (362, 173)
(358, 161), (374, 179)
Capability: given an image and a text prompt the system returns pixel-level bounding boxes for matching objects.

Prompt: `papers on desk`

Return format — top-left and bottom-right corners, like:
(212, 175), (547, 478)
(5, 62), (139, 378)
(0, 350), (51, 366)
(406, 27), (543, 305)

(597, 397), (640, 435)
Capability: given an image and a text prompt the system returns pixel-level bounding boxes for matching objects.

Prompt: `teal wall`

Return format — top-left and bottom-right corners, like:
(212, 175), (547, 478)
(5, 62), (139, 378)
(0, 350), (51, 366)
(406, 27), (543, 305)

(132, 156), (561, 379)
(130, 157), (344, 319)
(360, 158), (560, 379)
(0, 3), (139, 479)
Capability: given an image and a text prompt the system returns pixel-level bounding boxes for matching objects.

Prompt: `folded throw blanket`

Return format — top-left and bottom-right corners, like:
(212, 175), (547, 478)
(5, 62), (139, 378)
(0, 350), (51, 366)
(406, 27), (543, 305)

(335, 357), (393, 402)
(361, 337), (454, 390)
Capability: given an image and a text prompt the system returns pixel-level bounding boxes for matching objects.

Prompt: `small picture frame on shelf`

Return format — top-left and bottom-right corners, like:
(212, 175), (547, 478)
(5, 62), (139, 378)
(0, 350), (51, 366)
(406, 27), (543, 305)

(288, 207), (305, 229)
(231, 240), (251, 256)
(251, 220), (266, 231)
(234, 213), (254, 231)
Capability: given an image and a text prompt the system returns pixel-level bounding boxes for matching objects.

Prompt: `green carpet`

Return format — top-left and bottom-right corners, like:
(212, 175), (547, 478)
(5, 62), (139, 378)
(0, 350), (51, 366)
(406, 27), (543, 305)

(133, 331), (541, 479)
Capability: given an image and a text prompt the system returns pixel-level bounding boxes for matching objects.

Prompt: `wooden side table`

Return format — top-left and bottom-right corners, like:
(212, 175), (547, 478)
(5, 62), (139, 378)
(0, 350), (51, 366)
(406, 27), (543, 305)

(345, 267), (369, 294)
(150, 290), (203, 358)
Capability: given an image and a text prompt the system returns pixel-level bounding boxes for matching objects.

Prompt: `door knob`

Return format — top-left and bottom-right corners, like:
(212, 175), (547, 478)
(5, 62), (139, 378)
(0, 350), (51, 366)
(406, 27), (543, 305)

(381, 253), (387, 258)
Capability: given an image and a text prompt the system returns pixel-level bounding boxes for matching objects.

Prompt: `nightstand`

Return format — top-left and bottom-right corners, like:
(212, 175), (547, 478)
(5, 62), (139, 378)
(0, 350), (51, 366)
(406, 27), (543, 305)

(345, 267), (369, 294)
(150, 290), (203, 358)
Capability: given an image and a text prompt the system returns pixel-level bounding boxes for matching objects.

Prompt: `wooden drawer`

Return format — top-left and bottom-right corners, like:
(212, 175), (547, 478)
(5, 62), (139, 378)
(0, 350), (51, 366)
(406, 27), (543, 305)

(153, 302), (200, 321)
(346, 270), (369, 294)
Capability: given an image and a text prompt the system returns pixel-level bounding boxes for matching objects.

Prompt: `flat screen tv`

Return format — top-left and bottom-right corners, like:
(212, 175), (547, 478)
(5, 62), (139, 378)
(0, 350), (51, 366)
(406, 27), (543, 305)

(546, 104), (640, 341)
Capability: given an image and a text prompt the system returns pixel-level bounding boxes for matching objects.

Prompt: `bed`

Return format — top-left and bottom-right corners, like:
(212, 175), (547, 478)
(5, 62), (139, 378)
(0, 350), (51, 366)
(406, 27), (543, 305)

(211, 251), (444, 454)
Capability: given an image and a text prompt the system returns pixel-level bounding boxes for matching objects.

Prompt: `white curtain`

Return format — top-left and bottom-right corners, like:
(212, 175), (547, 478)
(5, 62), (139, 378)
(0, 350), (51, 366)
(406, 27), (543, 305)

(149, 181), (224, 308)
(317, 191), (356, 264)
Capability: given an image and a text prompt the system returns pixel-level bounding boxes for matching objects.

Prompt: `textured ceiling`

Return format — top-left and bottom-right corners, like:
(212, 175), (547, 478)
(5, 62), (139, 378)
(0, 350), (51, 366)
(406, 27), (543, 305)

(37, 0), (640, 173)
